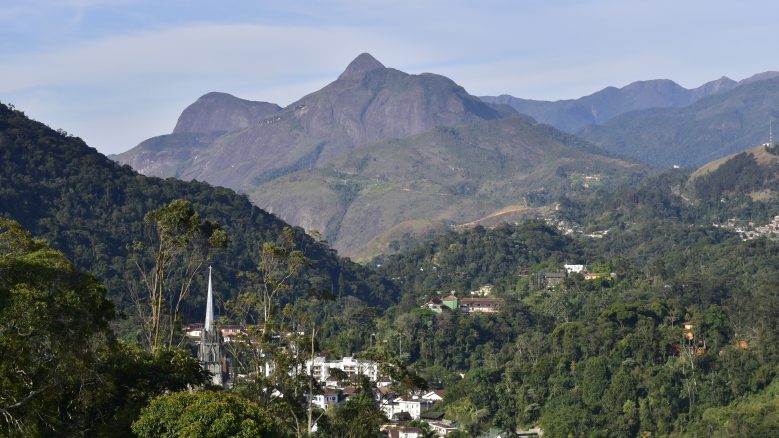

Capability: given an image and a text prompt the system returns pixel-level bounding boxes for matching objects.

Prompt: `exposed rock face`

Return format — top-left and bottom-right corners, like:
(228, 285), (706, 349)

(114, 53), (641, 258)
(337, 52), (386, 80)
(116, 53), (509, 189)
(173, 92), (282, 134)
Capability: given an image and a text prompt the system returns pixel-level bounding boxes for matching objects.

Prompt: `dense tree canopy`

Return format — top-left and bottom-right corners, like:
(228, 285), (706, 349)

(0, 102), (398, 340)
(132, 391), (279, 438)
(0, 218), (114, 435)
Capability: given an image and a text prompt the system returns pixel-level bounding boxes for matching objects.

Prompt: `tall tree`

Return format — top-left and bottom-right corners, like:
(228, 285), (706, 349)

(225, 229), (315, 436)
(129, 199), (227, 352)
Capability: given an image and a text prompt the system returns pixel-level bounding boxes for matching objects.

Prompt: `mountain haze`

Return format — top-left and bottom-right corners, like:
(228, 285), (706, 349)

(579, 76), (779, 167)
(115, 53), (643, 258)
(480, 72), (778, 133)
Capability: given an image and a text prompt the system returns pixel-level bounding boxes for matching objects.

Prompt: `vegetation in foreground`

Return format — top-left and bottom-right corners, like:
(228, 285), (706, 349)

(3, 101), (779, 436)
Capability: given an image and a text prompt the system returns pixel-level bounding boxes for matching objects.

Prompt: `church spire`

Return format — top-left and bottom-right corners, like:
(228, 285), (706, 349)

(205, 266), (214, 331)
(199, 266), (226, 387)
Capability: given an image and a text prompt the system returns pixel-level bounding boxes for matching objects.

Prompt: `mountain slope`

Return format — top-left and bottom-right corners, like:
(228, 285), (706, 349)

(250, 117), (643, 259)
(0, 102), (398, 314)
(115, 53), (511, 190)
(114, 54), (642, 258)
(481, 72), (779, 134)
(578, 77), (779, 167)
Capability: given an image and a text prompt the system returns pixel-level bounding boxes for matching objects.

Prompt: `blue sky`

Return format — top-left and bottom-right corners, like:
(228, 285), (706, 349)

(2, 0), (777, 154)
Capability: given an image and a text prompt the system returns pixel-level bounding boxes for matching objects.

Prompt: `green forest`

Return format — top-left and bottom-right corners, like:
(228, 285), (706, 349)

(2, 101), (779, 437)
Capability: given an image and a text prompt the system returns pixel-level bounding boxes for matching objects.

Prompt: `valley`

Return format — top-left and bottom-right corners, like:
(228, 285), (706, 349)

(3, 13), (779, 433)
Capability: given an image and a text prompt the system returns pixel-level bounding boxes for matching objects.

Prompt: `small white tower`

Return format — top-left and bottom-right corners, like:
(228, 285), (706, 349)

(199, 266), (226, 387)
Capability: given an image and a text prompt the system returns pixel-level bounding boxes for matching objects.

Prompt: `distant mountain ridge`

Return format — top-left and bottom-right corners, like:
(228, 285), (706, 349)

(114, 53), (642, 258)
(578, 77), (779, 167)
(480, 72), (779, 133)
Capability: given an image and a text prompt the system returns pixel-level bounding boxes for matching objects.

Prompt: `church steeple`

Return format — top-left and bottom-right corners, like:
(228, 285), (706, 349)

(205, 266), (214, 331)
(199, 266), (226, 387)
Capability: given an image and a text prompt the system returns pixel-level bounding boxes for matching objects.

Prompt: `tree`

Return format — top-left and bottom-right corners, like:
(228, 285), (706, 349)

(256, 227), (308, 335)
(94, 342), (208, 436)
(445, 398), (487, 435)
(129, 199), (227, 352)
(317, 393), (387, 438)
(132, 391), (279, 438)
(0, 219), (114, 435)
(225, 229), (314, 436)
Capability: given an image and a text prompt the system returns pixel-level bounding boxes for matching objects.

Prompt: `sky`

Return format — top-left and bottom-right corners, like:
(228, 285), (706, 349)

(2, 0), (778, 155)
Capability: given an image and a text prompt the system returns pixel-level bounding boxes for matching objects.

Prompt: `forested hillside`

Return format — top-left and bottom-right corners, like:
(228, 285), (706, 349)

(4, 98), (779, 436)
(0, 102), (397, 321)
(368, 161), (779, 435)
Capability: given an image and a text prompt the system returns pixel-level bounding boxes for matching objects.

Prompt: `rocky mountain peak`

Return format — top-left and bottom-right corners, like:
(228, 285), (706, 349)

(172, 92), (281, 134)
(338, 53), (385, 80)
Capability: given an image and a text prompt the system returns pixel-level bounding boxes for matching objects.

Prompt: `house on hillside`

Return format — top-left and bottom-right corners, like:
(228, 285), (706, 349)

(423, 298), (445, 313)
(470, 284), (494, 296)
(459, 298), (504, 314)
(381, 396), (435, 420)
(308, 388), (342, 410)
(584, 272), (616, 281)
(427, 420), (459, 436)
(442, 295), (459, 310)
(564, 264), (586, 274)
(382, 425), (423, 438)
(422, 389), (446, 402)
(537, 271), (566, 288)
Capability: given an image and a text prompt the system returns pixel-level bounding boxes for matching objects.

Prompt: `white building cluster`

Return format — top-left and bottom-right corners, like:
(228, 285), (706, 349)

(306, 355), (380, 384)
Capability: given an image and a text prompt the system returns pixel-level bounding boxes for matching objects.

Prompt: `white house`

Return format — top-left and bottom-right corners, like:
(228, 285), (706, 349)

(381, 396), (435, 420)
(308, 388), (342, 410)
(564, 264), (586, 274)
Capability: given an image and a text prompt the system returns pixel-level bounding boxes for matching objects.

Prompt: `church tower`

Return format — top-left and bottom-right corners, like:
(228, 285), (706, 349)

(199, 266), (226, 387)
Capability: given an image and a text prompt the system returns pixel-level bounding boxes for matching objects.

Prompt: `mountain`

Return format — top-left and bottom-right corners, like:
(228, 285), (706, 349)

(578, 77), (779, 168)
(114, 53), (643, 259)
(173, 92), (282, 134)
(480, 72), (779, 135)
(0, 102), (398, 316)
(250, 118), (642, 259)
(115, 53), (511, 189)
